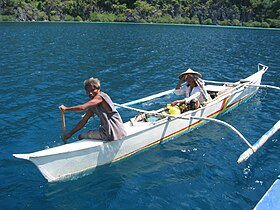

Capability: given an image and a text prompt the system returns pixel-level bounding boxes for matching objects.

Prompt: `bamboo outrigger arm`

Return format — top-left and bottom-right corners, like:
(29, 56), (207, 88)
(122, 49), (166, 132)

(114, 106), (279, 164)
(237, 120), (280, 164)
(113, 103), (253, 149)
(189, 116), (253, 149)
(249, 84), (280, 90)
(204, 79), (280, 91)
(203, 80), (280, 90)
(120, 89), (174, 107)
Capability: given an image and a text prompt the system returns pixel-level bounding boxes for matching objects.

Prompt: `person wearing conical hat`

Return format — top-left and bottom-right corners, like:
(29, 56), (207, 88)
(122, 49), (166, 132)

(171, 68), (209, 107)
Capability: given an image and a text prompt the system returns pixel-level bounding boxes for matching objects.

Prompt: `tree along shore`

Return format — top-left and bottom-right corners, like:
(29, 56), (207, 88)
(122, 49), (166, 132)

(1, 0), (280, 28)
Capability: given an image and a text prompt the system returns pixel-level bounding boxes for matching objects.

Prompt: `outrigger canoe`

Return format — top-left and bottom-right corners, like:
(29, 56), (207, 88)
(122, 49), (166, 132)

(13, 64), (279, 182)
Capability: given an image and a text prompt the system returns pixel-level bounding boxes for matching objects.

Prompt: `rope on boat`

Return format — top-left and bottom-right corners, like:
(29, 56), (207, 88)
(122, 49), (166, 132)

(237, 120), (280, 164)
(113, 102), (253, 149)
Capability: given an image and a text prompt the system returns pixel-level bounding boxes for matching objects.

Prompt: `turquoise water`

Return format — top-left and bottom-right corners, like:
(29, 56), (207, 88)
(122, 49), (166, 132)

(0, 22), (280, 209)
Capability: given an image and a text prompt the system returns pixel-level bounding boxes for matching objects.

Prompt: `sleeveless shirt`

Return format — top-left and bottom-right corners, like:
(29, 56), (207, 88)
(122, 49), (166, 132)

(89, 92), (127, 141)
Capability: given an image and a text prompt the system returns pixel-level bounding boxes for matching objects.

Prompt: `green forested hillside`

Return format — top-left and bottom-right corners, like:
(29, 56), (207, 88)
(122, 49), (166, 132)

(1, 0), (280, 28)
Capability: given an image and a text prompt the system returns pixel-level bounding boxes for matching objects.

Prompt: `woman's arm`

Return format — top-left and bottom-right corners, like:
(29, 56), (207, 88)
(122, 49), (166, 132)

(174, 77), (186, 96)
(171, 92), (201, 106)
(175, 77), (184, 90)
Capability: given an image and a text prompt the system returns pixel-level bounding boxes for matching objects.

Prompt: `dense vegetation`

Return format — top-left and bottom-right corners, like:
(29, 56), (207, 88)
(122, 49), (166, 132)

(1, 0), (280, 28)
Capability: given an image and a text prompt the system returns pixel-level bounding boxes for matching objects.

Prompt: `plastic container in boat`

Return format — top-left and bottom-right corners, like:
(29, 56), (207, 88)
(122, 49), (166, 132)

(147, 116), (160, 122)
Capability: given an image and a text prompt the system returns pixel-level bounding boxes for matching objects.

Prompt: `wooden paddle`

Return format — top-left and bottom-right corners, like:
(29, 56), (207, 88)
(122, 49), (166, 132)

(60, 110), (67, 144)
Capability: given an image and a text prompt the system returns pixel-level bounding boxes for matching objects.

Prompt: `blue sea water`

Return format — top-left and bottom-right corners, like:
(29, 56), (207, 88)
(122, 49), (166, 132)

(0, 22), (280, 209)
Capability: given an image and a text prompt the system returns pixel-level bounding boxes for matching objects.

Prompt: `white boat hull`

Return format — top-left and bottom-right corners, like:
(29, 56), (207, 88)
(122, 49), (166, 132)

(13, 65), (268, 182)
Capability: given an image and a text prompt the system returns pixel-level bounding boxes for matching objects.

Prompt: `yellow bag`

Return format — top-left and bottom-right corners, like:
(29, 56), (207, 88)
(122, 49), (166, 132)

(166, 104), (181, 115)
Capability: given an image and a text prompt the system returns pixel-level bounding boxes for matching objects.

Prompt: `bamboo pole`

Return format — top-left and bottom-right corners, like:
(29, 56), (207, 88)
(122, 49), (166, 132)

(237, 120), (280, 164)
(203, 80), (280, 91)
(120, 89), (174, 107)
(249, 84), (280, 90)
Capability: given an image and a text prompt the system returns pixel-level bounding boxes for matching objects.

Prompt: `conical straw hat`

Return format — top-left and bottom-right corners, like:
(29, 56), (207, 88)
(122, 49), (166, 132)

(178, 68), (202, 79)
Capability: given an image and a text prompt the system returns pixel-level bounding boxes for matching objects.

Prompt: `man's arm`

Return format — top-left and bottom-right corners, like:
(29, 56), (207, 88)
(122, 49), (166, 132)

(64, 109), (93, 140)
(59, 95), (103, 112)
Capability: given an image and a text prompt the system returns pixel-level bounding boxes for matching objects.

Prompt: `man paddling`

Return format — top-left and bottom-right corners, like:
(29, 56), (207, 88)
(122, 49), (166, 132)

(59, 78), (127, 142)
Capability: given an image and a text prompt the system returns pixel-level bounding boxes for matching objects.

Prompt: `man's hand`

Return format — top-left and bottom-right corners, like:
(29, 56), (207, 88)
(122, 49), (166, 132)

(59, 105), (67, 112)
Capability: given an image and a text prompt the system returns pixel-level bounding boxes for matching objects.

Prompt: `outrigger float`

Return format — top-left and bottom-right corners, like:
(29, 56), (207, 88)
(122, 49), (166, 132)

(13, 64), (280, 182)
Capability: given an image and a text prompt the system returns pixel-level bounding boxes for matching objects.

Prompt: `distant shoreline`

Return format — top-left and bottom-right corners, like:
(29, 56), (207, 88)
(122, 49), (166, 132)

(1, 21), (280, 31)
(1, 0), (279, 29)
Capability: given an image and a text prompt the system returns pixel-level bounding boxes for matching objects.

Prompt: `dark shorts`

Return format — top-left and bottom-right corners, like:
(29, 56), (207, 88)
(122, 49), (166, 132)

(78, 130), (103, 140)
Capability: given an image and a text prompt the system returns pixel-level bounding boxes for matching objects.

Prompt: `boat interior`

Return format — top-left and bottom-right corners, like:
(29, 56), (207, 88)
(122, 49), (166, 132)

(131, 82), (246, 124)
